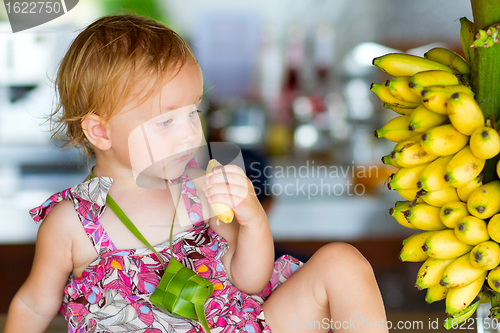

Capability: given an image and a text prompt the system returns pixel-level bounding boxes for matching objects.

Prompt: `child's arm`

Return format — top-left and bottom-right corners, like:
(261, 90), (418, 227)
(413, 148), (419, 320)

(4, 200), (76, 332)
(193, 165), (275, 295)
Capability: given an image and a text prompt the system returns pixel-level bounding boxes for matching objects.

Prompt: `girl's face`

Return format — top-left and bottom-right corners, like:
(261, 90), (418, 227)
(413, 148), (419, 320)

(107, 61), (205, 183)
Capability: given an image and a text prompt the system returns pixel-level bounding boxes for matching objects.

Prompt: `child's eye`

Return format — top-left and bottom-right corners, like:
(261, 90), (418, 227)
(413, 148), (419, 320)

(190, 110), (202, 117)
(158, 119), (172, 127)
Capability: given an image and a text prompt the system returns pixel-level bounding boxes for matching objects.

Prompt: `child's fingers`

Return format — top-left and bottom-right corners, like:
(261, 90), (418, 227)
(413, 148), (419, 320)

(204, 171), (248, 189)
(204, 182), (248, 203)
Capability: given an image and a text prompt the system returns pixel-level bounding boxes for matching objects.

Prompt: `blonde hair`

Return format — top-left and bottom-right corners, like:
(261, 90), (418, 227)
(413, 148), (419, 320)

(50, 14), (198, 157)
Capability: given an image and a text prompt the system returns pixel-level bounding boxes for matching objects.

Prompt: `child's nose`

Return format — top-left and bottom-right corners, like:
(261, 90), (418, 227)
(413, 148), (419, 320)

(178, 119), (198, 144)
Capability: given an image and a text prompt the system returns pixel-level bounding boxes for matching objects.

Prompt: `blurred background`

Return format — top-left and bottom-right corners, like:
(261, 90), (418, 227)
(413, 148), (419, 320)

(0, 0), (478, 331)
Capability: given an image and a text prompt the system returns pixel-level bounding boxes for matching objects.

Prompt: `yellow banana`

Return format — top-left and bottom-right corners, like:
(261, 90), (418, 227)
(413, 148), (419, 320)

(396, 187), (424, 203)
(469, 126), (500, 159)
(498, 159), (500, 178)
(444, 298), (480, 329)
(440, 252), (486, 288)
(388, 163), (428, 190)
(372, 53), (460, 77)
(420, 85), (474, 115)
(416, 257), (455, 290)
(418, 186), (460, 207)
(425, 284), (448, 304)
(206, 159), (234, 224)
(391, 142), (439, 168)
(408, 105), (448, 133)
(399, 230), (437, 262)
(488, 266), (500, 292)
(440, 201), (470, 229)
(401, 203), (446, 230)
(374, 114), (414, 142)
(417, 155), (454, 191)
(381, 153), (401, 168)
(447, 92), (485, 136)
(420, 90), (454, 115)
(383, 103), (416, 115)
(470, 241), (500, 270)
(423, 84), (474, 96)
(393, 133), (423, 152)
(420, 124), (469, 156)
(487, 214), (500, 243)
(445, 272), (485, 318)
(444, 145), (485, 188)
(408, 70), (460, 96)
(454, 215), (490, 245)
(370, 82), (420, 109)
(385, 76), (421, 103)
(467, 180), (500, 219)
(459, 17), (475, 65)
(422, 229), (473, 259)
(390, 201), (418, 230)
(424, 47), (471, 75)
(457, 176), (482, 202)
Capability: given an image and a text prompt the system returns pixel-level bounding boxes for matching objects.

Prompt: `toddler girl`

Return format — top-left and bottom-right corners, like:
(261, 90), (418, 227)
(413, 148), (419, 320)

(4, 14), (388, 333)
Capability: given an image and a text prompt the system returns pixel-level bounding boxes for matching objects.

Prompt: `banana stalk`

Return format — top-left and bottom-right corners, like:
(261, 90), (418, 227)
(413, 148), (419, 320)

(470, 0), (500, 183)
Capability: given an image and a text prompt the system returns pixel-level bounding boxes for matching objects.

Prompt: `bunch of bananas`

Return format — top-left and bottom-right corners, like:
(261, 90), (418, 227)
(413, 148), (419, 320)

(373, 17), (500, 328)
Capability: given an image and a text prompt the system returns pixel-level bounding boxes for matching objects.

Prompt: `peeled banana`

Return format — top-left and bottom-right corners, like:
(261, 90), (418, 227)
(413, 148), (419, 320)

(206, 159), (234, 224)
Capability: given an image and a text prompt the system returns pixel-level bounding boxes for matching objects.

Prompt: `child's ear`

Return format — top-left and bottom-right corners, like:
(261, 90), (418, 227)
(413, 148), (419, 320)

(81, 114), (112, 151)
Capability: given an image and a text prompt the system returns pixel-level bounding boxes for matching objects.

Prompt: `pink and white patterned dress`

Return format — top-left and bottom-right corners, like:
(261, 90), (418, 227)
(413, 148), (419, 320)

(30, 162), (303, 333)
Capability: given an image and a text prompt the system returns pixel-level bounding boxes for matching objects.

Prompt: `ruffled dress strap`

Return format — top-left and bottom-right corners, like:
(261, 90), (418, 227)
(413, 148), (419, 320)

(30, 177), (117, 255)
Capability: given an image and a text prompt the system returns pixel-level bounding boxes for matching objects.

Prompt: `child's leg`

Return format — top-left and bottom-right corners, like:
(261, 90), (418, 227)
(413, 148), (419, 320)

(262, 242), (389, 333)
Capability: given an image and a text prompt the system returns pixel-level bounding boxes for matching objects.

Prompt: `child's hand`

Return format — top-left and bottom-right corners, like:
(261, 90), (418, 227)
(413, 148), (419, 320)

(201, 164), (264, 227)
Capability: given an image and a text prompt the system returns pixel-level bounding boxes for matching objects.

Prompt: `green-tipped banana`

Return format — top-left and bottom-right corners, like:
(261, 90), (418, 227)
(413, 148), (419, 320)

(374, 114), (414, 142)
(425, 284), (448, 304)
(424, 47), (471, 75)
(420, 124), (469, 156)
(388, 163), (428, 190)
(408, 105), (448, 133)
(470, 241), (500, 270)
(402, 203), (446, 230)
(469, 126), (500, 160)
(399, 231), (437, 262)
(408, 70), (460, 96)
(444, 295), (481, 329)
(372, 53), (460, 77)
(444, 145), (485, 188)
(418, 186), (460, 208)
(459, 17), (475, 65)
(416, 257), (455, 290)
(382, 153), (401, 168)
(440, 253), (486, 289)
(467, 180), (500, 219)
(417, 155), (454, 191)
(454, 216), (489, 246)
(447, 92), (485, 136)
(457, 176), (482, 202)
(390, 201), (418, 230)
(422, 229), (473, 260)
(440, 201), (470, 229)
(371, 82), (420, 109)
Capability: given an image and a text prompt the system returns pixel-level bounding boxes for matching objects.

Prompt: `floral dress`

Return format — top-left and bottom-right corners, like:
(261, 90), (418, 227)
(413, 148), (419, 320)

(30, 164), (304, 333)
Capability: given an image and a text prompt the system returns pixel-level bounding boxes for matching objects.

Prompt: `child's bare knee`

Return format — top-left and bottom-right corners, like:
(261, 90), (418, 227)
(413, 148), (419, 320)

(313, 242), (373, 274)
